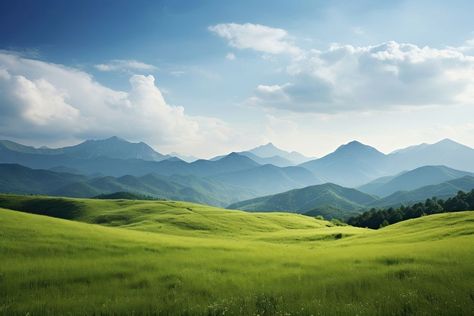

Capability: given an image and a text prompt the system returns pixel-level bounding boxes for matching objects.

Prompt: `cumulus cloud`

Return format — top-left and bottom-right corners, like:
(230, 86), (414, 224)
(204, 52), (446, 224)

(0, 52), (232, 156)
(94, 59), (157, 72)
(208, 23), (301, 56)
(247, 40), (474, 113)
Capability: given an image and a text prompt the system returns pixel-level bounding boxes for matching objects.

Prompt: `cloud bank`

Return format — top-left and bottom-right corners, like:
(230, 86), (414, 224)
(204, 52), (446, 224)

(0, 52), (231, 156)
(211, 23), (474, 113)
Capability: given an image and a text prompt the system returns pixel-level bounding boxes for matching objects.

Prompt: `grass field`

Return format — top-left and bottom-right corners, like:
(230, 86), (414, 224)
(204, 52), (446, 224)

(0, 194), (473, 315)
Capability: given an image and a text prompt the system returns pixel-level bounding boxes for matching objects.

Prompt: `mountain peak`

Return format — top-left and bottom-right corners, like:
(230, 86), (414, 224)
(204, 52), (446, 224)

(434, 138), (462, 146)
(263, 142), (276, 148)
(104, 136), (126, 142)
(345, 140), (364, 147)
(221, 152), (246, 160)
(335, 140), (380, 153)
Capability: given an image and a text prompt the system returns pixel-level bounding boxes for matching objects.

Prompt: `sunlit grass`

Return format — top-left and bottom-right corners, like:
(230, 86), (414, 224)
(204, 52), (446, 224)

(0, 194), (473, 315)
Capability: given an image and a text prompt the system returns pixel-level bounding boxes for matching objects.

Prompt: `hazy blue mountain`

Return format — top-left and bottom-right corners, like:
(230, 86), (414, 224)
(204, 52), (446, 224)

(211, 143), (301, 167)
(168, 152), (198, 163)
(300, 141), (388, 187)
(0, 140), (62, 155)
(228, 183), (378, 219)
(358, 165), (473, 197)
(0, 137), (170, 161)
(0, 141), (260, 177)
(248, 142), (312, 164)
(0, 164), (88, 195)
(370, 176), (474, 208)
(238, 151), (294, 167)
(212, 164), (322, 196)
(189, 153), (260, 176)
(388, 139), (474, 172)
(60, 136), (170, 161)
(0, 163), (256, 206)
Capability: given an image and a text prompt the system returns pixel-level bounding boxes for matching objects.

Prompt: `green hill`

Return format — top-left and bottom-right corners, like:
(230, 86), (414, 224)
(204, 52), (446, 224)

(0, 194), (472, 315)
(359, 165), (473, 197)
(372, 175), (474, 208)
(0, 164), (256, 206)
(228, 183), (378, 218)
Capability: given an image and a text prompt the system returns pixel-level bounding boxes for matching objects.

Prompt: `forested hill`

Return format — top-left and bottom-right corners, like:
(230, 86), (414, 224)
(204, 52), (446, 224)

(348, 190), (474, 229)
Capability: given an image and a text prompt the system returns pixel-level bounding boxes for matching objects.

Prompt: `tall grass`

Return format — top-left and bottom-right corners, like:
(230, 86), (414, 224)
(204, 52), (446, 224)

(0, 195), (473, 315)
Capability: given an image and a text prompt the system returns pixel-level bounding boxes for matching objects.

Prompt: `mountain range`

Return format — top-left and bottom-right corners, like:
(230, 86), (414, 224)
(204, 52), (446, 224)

(0, 136), (473, 217)
(358, 165), (473, 197)
(229, 163), (474, 217)
(0, 164), (255, 206)
(211, 142), (313, 167)
(299, 139), (474, 187)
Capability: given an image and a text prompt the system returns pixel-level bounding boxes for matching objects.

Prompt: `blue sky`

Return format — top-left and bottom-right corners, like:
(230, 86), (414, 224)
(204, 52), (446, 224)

(1, 0), (474, 157)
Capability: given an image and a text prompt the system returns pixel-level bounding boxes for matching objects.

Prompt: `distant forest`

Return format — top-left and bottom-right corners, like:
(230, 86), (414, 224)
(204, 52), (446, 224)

(348, 190), (474, 229)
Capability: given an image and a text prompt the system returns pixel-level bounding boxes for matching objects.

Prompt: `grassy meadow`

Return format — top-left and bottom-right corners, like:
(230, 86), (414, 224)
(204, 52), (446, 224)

(0, 194), (473, 315)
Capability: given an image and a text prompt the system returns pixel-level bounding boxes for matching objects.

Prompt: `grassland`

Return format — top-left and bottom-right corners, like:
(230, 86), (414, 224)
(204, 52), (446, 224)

(0, 194), (473, 315)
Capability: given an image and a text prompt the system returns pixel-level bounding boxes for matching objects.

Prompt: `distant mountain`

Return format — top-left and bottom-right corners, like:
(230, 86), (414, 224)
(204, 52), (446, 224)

(248, 142), (312, 164)
(2, 137), (473, 193)
(211, 143), (309, 167)
(168, 152), (198, 163)
(0, 164), (256, 206)
(0, 141), (260, 177)
(358, 165), (473, 197)
(0, 137), (170, 161)
(60, 136), (170, 161)
(300, 141), (388, 187)
(388, 139), (474, 172)
(238, 151), (293, 167)
(0, 164), (87, 195)
(228, 183), (378, 219)
(189, 152), (260, 177)
(213, 164), (322, 196)
(371, 176), (474, 208)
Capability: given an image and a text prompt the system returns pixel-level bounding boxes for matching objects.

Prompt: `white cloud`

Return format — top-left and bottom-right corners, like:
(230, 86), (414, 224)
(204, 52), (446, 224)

(94, 59), (157, 72)
(0, 52), (233, 156)
(248, 40), (474, 113)
(225, 52), (236, 60)
(209, 23), (301, 56)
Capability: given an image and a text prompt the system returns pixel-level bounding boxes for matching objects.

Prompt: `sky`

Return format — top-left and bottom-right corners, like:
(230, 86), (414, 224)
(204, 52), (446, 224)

(0, 0), (474, 158)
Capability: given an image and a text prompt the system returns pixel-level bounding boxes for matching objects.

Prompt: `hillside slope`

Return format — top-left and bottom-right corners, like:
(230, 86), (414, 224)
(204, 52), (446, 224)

(228, 183), (377, 218)
(0, 201), (472, 315)
(371, 175), (474, 208)
(0, 194), (330, 236)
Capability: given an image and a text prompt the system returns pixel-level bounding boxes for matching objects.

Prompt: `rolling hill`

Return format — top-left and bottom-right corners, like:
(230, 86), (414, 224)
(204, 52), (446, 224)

(0, 194), (472, 315)
(358, 165), (473, 197)
(228, 183), (378, 218)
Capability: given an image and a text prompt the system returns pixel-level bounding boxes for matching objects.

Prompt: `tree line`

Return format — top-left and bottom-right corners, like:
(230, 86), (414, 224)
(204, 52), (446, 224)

(347, 190), (474, 229)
